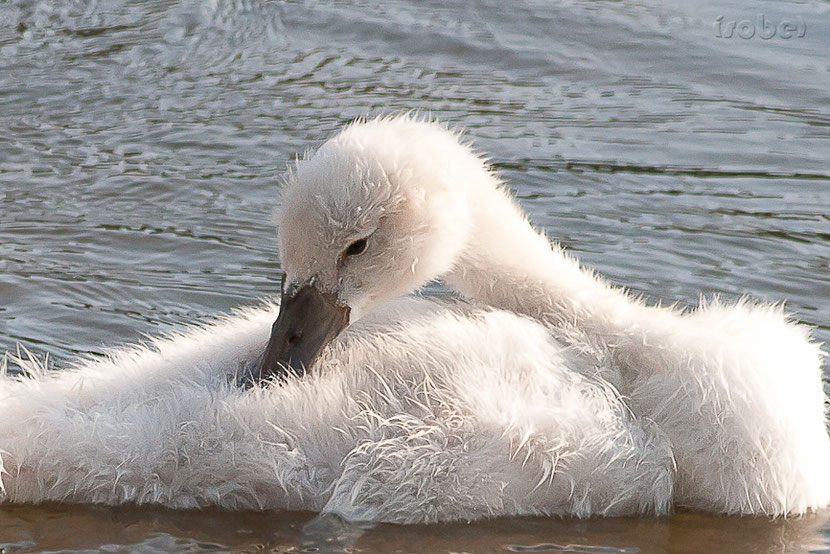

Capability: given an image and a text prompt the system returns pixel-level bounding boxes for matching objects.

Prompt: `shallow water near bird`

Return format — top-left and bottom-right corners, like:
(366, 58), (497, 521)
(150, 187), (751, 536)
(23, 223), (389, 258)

(1, 505), (829, 554)
(1, 0), (829, 552)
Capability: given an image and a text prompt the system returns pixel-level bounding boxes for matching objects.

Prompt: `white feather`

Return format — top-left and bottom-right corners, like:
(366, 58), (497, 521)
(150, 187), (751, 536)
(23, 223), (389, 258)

(0, 299), (674, 523)
(1, 114), (828, 522)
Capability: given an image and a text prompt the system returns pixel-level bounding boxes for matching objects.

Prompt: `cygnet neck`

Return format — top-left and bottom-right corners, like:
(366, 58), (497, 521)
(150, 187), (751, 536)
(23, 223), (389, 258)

(442, 181), (653, 340)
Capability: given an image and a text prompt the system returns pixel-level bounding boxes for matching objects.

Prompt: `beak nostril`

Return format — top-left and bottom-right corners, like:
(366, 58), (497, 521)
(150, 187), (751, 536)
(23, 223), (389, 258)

(287, 332), (302, 346)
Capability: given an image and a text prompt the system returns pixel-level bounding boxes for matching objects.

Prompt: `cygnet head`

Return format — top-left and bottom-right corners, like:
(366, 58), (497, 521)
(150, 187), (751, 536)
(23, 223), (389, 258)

(259, 115), (490, 380)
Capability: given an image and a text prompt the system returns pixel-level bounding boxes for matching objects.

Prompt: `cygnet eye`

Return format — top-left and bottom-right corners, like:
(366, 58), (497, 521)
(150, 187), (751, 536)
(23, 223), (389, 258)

(343, 238), (368, 257)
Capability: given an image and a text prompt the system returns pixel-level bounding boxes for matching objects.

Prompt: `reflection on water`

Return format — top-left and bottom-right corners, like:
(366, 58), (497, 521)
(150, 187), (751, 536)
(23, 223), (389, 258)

(1, 0), (829, 550)
(507, 543), (639, 552)
(1, 504), (829, 553)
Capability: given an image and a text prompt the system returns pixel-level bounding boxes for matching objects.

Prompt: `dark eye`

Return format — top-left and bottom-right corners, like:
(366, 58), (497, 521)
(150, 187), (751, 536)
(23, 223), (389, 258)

(343, 238), (368, 257)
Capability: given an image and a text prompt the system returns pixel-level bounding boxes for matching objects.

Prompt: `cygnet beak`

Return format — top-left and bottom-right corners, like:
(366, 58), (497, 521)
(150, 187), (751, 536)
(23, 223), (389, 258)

(258, 284), (350, 383)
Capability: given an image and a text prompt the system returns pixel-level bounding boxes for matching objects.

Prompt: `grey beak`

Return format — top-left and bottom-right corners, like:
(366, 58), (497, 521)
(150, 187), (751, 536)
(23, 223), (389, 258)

(258, 284), (350, 383)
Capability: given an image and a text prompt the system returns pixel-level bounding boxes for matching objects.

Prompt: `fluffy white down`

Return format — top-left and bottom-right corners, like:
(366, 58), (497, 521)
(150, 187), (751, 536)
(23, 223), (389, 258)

(2, 115), (829, 523)
(0, 299), (674, 523)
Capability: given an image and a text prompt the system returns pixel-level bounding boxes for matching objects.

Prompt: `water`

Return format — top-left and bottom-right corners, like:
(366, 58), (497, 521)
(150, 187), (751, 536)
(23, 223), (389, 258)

(1, 506), (829, 554)
(0, 0), (829, 551)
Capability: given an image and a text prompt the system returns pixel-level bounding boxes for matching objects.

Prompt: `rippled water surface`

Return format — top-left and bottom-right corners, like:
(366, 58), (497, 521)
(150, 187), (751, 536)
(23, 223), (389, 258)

(1, 0), (829, 552)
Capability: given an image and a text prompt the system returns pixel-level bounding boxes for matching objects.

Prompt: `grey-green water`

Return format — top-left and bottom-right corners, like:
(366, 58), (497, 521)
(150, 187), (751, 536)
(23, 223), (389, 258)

(1, 0), (829, 552)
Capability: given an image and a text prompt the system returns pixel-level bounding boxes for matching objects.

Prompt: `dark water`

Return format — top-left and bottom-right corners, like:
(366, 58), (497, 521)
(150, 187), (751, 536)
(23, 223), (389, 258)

(2, 505), (830, 553)
(1, 0), (829, 552)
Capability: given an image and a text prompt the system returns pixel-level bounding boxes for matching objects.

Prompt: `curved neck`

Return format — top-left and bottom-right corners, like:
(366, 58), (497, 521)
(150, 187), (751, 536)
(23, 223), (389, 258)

(442, 184), (646, 338)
